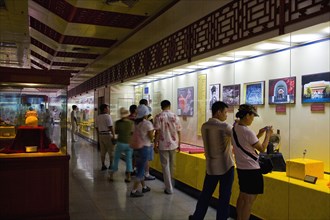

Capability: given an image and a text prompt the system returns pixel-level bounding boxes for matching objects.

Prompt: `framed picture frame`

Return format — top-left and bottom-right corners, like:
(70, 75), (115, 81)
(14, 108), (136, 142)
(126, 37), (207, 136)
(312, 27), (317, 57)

(269, 76), (296, 104)
(222, 84), (240, 106)
(302, 72), (330, 103)
(177, 86), (194, 116)
(243, 81), (265, 105)
(209, 84), (220, 109)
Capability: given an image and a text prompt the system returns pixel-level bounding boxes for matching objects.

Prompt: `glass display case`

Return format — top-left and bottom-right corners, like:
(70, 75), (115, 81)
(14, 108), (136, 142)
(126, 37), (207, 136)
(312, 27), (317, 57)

(101, 22), (329, 220)
(68, 94), (96, 141)
(0, 67), (71, 219)
(0, 87), (68, 154)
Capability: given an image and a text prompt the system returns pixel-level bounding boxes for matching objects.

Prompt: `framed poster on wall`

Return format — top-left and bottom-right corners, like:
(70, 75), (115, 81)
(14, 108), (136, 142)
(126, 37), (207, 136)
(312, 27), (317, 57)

(222, 84), (240, 106)
(243, 81), (265, 105)
(269, 76), (296, 104)
(209, 84), (220, 110)
(177, 86), (194, 116)
(302, 72), (330, 103)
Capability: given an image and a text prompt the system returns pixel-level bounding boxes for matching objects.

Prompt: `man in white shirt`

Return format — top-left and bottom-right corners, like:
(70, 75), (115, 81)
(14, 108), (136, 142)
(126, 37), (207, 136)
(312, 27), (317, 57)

(95, 104), (115, 171)
(154, 100), (182, 194)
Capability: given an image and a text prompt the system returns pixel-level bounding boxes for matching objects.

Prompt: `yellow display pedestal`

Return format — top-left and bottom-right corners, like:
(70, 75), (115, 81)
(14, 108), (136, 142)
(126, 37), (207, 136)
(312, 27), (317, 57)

(286, 158), (324, 180)
(150, 152), (330, 220)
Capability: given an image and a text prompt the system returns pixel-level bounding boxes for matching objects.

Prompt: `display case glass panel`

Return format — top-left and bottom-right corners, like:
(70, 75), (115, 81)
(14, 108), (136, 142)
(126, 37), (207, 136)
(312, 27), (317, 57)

(0, 87), (68, 154)
(68, 94), (95, 142)
(60, 19), (329, 219)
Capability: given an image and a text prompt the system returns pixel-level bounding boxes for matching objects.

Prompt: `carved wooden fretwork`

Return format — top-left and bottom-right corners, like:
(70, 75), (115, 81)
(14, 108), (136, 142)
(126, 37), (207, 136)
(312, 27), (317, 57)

(69, 0), (330, 97)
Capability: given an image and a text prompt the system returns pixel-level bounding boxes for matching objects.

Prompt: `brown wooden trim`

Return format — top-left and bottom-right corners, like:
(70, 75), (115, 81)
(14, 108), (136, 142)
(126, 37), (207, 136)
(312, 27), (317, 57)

(0, 67), (71, 86)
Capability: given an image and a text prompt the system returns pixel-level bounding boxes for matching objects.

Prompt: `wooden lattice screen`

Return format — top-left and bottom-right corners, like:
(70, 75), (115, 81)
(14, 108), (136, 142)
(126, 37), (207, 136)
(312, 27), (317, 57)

(68, 0), (330, 97)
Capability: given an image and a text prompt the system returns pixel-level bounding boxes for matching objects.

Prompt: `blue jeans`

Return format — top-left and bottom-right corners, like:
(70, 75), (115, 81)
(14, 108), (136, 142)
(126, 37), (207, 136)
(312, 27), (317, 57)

(192, 166), (234, 220)
(135, 146), (149, 181)
(111, 141), (133, 173)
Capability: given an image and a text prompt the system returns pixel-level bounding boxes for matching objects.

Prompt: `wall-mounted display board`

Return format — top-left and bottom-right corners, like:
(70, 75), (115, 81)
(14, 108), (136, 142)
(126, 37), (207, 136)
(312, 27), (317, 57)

(209, 84), (220, 110)
(302, 72), (330, 103)
(222, 84), (240, 106)
(243, 81), (265, 105)
(269, 77), (296, 104)
(177, 87), (194, 116)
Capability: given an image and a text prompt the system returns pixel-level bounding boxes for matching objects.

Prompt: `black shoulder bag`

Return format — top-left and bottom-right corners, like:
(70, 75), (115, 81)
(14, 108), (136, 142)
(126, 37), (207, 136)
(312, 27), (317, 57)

(232, 127), (273, 174)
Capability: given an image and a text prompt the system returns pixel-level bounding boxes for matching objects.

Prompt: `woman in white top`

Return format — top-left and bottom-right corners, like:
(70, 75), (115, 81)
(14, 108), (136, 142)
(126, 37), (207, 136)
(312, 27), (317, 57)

(232, 104), (273, 220)
(130, 104), (154, 197)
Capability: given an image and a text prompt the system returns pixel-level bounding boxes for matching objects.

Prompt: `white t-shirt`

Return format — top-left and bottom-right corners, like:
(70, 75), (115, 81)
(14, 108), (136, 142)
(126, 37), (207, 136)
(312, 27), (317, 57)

(136, 119), (154, 147)
(232, 124), (259, 170)
(95, 114), (113, 133)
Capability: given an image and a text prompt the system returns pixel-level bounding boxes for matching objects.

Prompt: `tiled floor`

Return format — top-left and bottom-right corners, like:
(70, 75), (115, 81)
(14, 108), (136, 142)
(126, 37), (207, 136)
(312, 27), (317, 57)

(68, 135), (218, 220)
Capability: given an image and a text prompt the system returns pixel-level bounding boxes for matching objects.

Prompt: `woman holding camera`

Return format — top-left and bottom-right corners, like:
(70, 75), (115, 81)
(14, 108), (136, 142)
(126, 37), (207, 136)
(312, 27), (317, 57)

(232, 104), (273, 220)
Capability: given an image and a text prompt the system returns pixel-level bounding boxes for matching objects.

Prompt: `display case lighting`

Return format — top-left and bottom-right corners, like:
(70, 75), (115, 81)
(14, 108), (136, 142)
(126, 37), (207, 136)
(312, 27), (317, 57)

(137, 79), (148, 83)
(153, 74), (166, 78)
(146, 76), (158, 80)
(22, 83), (40, 86)
(321, 27), (330, 34)
(197, 61), (222, 67)
(173, 68), (190, 73)
(216, 56), (235, 61)
(125, 82), (138, 86)
(254, 43), (289, 51)
(234, 50), (263, 58)
(186, 65), (201, 69)
(281, 34), (323, 43)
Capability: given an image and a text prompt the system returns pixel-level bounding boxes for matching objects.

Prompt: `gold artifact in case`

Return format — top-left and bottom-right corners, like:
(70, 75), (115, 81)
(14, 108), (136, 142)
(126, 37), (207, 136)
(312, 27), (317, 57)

(25, 146), (38, 153)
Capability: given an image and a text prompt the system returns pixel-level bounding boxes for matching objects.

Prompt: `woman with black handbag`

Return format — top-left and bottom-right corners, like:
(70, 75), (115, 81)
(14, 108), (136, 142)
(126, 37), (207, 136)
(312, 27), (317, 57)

(232, 104), (273, 220)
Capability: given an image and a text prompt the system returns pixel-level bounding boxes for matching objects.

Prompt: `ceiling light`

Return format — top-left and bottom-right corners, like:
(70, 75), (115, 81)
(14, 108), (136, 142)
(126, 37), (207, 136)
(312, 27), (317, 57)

(321, 27), (330, 34)
(197, 61), (222, 67)
(234, 50), (262, 57)
(137, 78), (152, 83)
(23, 83), (40, 86)
(173, 68), (190, 72)
(254, 43), (289, 51)
(163, 72), (175, 76)
(216, 56), (235, 61)
(186, 65), (201, 69)
(146, 76), (158, 80)
(125, 82), (138, 86)
(152, 74), (166, 78)
(281, 34), (323, 43)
